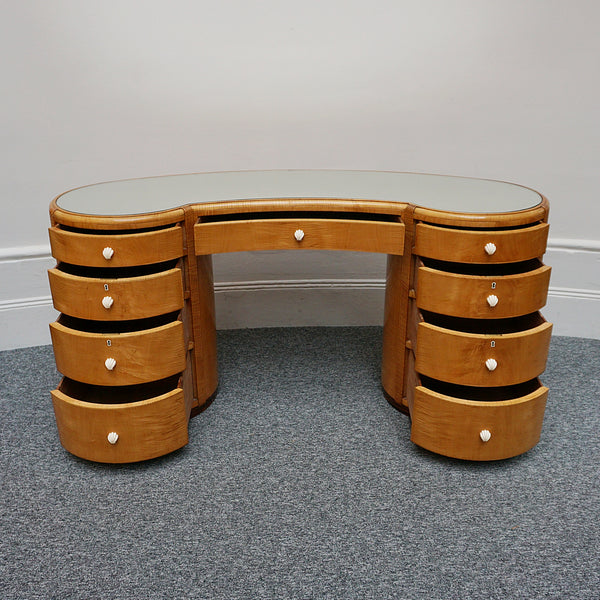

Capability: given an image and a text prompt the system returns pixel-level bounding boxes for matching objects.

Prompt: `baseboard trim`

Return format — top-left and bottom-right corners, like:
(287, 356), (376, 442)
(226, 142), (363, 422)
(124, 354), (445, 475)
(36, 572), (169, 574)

(213, 280), (600, 337)
(548, 239), (600, 252)
(1, 239), (599, 350)
(217, 279), (383, 292)
(1, 280), (599, 308)
(0, 295), (53, 312)
(0, 245), (50, 261)
(1, 279), (599, 351)
(548, 287), (599, 300)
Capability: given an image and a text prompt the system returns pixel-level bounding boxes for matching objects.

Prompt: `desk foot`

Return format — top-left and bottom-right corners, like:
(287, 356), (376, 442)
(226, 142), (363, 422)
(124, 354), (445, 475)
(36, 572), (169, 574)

(383, 388), (410, 416)
(190, 386), (219, 419)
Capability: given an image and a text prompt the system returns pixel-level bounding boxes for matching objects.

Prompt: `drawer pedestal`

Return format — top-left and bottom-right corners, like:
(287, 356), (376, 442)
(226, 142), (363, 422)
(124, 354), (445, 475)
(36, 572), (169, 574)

(410, 384), (548, 461)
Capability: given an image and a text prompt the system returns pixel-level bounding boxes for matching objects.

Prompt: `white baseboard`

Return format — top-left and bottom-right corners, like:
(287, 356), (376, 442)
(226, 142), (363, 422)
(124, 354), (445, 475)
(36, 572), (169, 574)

(1, 240), (598, 351)
(215, 280), (386, 329)
(213, 279), (600, 338)
(0, 248), (58, 351)
(0, 301), (58, 351)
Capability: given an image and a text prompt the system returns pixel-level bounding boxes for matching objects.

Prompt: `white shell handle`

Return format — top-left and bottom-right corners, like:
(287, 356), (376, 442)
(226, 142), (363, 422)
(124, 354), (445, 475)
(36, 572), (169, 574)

(294, 229), (305, 241)
(485, 358), (498, 371)
(107, 432), (119, 444)
(102, 296), (114, 309)
(487, 294), (499, 307)
(102, 247), (115, 260)
(484, 242), (497, 256)
(105, 357), (117, 371)
(480, 429), (491, 442)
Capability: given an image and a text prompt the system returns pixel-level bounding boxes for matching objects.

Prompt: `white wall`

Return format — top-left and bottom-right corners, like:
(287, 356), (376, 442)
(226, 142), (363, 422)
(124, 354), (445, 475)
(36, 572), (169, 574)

(1, 0), (599, 350)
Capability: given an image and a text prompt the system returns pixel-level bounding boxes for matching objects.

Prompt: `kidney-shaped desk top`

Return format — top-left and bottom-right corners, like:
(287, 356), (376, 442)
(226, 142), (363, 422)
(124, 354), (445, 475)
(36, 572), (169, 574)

(54, 170), (543, 216)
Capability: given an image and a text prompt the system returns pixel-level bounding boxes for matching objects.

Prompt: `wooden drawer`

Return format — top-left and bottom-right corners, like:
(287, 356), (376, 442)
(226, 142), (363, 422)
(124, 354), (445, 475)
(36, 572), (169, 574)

(414, 222), (549, 263)
(51, 386), (188, 463)
(410, 384), (548, 460)
(416, 263), (551, 318)
(48, 267), (184, 321)
(415, 320), (552, 386)
(50, 320), (187, 385)
(194, 218), (405, 255)
(49, 225), (184, 267)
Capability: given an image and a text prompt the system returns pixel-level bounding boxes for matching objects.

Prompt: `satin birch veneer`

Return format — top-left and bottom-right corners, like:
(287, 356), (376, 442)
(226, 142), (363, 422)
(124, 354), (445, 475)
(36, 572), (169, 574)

(414, 222), (549, 263)
(410, 385), (548, 461)
(49, 225), (185, 267)
(47, 170), (552, 463)
(51, 386), (188, 463)
(48, 267), (184, 320)
(415, 262), (552, 319)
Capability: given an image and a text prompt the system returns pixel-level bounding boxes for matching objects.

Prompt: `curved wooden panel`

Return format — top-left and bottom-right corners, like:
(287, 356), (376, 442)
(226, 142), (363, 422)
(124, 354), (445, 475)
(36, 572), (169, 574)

(415, 321), (553, 386)
(50, 203), (185, 230)
(414, 222), (549, 263)
(192, 198), (407, 218)
(48, 268), (184, 321)
(51, 387), (188, 463)
(194, 218), (405, 255)
(410, 384), (548, 460)
(49, 226), (184, 267)
(416, 264), (551, 318)
(50, 321), (187, 385)
(412, 196), (549, 228)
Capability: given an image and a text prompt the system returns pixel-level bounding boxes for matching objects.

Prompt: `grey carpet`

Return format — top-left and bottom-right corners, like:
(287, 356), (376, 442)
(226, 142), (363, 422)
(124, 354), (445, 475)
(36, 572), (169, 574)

(0, 328), (598, 600)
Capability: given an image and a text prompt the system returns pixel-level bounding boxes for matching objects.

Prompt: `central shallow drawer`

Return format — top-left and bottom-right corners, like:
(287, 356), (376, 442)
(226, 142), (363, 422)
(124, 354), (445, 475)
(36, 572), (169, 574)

(49, 226), (184, 267)
(194, 218), (405, 255)
(416, 262), (551, 318)
(410, 384), (548, 461)
(49, 320), (187, 385)
(51, 385), (188, 463)
(414, 222), (549, 263)
(415, 320), (553, 386)
(48, 267), (184, 320)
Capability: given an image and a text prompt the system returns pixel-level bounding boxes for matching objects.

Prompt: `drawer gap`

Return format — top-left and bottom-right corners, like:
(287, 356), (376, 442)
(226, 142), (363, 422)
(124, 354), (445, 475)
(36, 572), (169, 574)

(57, 223), (182, 235)
(419, 376), (542, 401)
(416, 221), (543, 232)
(57, 259), (179, 278)
(57, 311), (180, 333)
(58, 375), (182, 404)
(420, 257), (542, 276)
(420, 311), (546, 334)
(199, 210), (401, 223)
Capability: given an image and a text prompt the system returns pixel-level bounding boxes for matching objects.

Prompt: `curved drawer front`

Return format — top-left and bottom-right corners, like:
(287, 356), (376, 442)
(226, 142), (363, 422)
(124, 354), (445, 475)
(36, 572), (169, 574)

(416, 265), (551, 318)
(194, 218), (405, 255)
(410, 385), (548, 460)
(50, 321), (187, 385)
(49, 226), (184, 267)
(51, 388), (188, 463)
(415, 322), (553, 386)
(414, 222), (549, 263)
(48, 268), (184, 321)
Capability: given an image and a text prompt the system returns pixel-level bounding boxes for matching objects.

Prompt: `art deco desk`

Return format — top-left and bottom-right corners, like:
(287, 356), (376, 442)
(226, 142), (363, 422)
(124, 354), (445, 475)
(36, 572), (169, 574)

(47, 171), (552, 463)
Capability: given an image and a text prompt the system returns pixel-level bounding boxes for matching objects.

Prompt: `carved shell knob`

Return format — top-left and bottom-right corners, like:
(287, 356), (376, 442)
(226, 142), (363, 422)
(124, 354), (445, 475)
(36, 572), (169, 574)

(485, 358), (498, 371)
(487, 294), (499, 307)
(480, 429), (492, 442)
(484, 242), (497, 256)
(107, 432), (119, 445)
(294, 229), (305, 241)
(102, 247), (115, 260)
(102, 296), (114, 309)
(105, 357), (117, 371)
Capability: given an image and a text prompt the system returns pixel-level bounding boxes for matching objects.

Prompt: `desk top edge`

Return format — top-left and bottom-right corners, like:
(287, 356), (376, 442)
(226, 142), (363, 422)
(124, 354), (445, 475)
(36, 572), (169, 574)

(50, 170), (547, 228)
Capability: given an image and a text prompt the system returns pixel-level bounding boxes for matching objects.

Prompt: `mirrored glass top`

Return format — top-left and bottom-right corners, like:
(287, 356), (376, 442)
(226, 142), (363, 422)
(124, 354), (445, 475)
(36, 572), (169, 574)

(55, 170), (542, 216)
